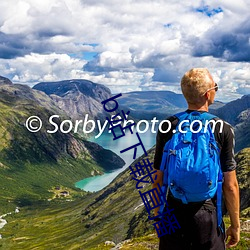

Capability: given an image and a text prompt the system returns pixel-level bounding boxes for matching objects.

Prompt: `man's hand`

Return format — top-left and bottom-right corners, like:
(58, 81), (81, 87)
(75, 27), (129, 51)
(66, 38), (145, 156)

(223, 171), (240, 248)
(225, 225), (240, 248)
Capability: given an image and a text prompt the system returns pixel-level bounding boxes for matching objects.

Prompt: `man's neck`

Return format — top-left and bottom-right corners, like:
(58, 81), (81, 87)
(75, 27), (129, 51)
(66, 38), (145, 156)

(187, 103), (209, 112)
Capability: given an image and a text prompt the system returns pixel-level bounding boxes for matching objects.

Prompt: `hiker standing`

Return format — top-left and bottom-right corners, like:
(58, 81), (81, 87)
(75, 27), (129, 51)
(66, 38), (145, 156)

(153, 68), (240, 249)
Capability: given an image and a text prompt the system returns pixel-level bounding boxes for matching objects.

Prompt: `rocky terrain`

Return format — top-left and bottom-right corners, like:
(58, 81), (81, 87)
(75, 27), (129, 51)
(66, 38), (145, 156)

(0, 76), (248, 249)
(117, 90), (225, 120)
(0, 76), (12, 85)
(0, 146), (249, 249)
(211, 94), (250, 152)
(213, 94), (250, 126)
(33, 79), (114, 122)
(0, 77), (124, 213)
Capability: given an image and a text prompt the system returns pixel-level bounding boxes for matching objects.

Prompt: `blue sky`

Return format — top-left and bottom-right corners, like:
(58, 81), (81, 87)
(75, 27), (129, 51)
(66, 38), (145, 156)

(0, 0), (249, 102)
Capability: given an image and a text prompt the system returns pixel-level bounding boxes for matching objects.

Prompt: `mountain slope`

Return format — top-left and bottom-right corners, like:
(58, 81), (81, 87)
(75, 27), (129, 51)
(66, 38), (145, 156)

(33, 79), (113, 122)
(117, 91), (186, 120)
(235, 148), (250, 213)
(210, 94), (250, 152)
(0, 148), (155, 249)
(234, 108), (250, 152)
(0, 76), (12, 85)
(213, 94), (250, 126)
(1, 147), (249, 249)
(118, 91), (224, 120)
(0, 82), (124, 212)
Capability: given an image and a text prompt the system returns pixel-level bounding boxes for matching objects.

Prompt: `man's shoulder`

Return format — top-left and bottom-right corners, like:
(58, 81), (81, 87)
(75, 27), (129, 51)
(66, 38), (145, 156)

(160, 115), (179, 131)
(211, 116), (234, 133)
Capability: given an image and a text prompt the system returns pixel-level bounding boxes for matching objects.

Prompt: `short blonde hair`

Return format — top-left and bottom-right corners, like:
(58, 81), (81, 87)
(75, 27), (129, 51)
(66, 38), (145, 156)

(181, 68), (214, 104)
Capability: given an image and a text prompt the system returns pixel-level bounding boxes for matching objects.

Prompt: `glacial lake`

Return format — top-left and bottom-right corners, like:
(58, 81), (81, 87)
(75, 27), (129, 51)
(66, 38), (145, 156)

(75, 129), (156, 192)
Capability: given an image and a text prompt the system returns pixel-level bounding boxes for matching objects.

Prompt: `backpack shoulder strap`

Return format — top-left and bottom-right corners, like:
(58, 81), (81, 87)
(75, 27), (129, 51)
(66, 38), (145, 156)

(201, 112), (217, 120)
(174, 111), (217, 122)
(201, 112), (223, 230)
(173, 111), (189, 121)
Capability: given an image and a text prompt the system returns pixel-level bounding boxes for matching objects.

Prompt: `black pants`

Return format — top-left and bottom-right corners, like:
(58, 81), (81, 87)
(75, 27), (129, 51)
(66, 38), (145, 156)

(159, 196), (225, 250)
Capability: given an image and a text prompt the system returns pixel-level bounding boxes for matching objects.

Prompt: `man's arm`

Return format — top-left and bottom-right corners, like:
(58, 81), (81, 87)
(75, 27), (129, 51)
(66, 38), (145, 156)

(152, 126), (166, 217)
(223, 170), (240, 248)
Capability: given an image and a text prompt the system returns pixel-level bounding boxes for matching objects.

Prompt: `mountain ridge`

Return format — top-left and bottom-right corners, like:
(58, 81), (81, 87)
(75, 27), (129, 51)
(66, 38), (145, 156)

(0, 81), (125, 212)
(213, 94), (250, 152)
(33, 79), (114, 122)
(0, 76), (249, 249)
(213, 94), (250, 125)
(1, 147), (249, 249)
(0, 76), (12, 85)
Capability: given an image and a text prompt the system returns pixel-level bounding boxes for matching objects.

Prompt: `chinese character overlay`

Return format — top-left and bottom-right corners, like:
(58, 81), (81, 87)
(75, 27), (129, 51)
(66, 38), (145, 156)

(153, 214), (181, 237)
(101, 93), (180, 238)
(107, 110), (135, 140)
(130, 158), (157, 189)
(120, 132), (147, 159)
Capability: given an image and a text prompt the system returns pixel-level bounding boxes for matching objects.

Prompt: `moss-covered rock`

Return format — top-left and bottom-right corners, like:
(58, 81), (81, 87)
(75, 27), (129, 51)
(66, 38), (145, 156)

(235, 148), (250, 212)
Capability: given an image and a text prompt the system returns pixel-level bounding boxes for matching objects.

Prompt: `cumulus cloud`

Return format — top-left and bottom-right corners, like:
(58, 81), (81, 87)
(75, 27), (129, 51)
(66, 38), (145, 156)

(0, 53), (87, 85)
(0, 0), (249, 101)
(193, 18), (250, 62)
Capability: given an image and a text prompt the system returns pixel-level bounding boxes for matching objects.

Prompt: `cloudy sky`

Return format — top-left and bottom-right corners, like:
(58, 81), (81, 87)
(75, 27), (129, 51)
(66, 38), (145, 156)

(0, 0), (249, 102)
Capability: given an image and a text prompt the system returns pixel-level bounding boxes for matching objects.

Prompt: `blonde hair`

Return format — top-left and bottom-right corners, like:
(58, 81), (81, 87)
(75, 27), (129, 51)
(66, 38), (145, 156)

(181, 68), (214, 104)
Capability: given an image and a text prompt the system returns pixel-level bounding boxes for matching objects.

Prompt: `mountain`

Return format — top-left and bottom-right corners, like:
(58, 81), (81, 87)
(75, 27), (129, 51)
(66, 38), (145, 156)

(235, 148), (250, 214)
(234, 108), (250, 152)
(118, 91), (186, 120)
(0, 77), (248, 249)
(33, 79), (113, 122)
(213, 94), (250, 126)
(0, 75), (12, 85)
(33, 81), (225, 123)
(0, 80), (124, 212)
(118, 91), (225, 120)
(1, 147), (249, 249)
(209, 100), (225, 110)
(212, 94), (250, 152)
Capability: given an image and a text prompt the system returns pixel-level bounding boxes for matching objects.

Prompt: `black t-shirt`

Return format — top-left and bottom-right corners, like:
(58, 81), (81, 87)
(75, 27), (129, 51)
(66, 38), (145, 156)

(154, 110), (237, 172)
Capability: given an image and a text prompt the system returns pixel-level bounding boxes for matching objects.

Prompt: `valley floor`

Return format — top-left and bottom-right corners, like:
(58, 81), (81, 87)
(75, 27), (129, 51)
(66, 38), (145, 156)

(0, 198), (249, 250)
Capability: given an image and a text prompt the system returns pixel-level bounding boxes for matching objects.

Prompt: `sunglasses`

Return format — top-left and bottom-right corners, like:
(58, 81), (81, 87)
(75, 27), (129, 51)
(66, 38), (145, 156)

(203, 83), (218, 95)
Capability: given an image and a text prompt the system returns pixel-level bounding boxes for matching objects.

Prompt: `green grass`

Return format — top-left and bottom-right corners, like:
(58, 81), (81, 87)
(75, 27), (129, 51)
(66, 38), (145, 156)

(0, 197), (92, 250)
(3, 208), (248, 250)
(0, 91), (120, 214)
(89, 223), (250, 250)
(0, 86), (249, 249)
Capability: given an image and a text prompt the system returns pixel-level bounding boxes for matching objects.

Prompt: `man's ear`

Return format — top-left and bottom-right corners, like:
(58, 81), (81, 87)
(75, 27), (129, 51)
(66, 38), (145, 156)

(204, 92), (209, 100)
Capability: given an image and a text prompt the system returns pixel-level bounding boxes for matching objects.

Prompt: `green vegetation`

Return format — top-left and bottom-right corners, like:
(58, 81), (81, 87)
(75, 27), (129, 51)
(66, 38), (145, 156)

(0, 84), (123, 214)
(0, 83), (249, 249)
(90, 225), (250, 250)
(0, 199), (88, 250)
(0, 149), (156, 249)
(1, 206), (249, 250)
(235, 148), (250, 215)
(2, 146), (249, 250)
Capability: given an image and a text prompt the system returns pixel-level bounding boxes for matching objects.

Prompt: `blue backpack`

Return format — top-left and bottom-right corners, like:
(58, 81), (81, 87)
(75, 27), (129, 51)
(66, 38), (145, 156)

(159, 111), (223, 228)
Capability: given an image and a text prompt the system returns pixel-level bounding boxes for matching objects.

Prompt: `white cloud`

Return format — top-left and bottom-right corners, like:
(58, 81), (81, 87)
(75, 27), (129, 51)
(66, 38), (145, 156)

(0, 0), (249, 101)
(0, 53), (87, 85)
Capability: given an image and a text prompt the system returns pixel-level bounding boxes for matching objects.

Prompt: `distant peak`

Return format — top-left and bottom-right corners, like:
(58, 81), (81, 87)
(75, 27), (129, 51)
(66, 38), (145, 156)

(0, 76), (12, 85)
(33, 79), (111, 98)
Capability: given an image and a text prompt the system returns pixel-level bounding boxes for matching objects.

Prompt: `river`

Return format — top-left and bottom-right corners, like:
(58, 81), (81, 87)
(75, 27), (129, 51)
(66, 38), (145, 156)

(75, 129), (156, 192)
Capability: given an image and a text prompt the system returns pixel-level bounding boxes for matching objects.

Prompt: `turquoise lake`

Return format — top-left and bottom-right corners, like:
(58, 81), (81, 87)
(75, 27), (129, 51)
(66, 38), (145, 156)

(75, 129), (156, 192)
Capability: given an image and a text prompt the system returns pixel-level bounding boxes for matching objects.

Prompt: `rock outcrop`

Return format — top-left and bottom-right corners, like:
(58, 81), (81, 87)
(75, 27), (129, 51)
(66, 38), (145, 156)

(0, 83), (125, 210)
(33, 79), (113, 122)
(0, 75), (12, 85)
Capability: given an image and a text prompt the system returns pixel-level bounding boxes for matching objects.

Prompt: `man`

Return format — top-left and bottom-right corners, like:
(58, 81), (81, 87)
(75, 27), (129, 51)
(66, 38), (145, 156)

(153, 68), (240, 249)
